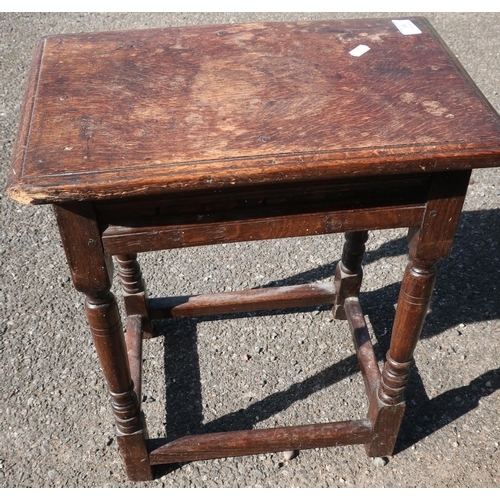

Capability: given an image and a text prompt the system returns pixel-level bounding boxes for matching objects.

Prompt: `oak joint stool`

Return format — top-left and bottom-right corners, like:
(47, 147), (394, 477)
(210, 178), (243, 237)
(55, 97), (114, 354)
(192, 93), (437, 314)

(8, 17), (500, 481)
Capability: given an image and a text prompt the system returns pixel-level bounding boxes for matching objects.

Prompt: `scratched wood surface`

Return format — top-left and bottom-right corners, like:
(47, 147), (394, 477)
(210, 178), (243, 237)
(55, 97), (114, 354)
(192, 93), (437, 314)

(8, 17), (500, 204)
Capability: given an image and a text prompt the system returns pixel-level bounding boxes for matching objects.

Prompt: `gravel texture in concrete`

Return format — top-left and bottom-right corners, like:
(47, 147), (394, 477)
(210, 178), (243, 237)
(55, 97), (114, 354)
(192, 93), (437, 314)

(1, 12), (499, 488)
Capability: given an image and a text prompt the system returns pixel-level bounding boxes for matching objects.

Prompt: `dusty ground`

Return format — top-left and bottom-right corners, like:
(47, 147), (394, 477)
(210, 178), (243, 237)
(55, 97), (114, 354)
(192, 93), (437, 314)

(1, 12), (499, 488)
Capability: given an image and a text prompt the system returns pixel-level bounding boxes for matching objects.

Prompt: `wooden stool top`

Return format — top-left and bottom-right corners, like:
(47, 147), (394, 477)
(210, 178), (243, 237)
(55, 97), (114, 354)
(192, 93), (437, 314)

(8, 17), (500, 205)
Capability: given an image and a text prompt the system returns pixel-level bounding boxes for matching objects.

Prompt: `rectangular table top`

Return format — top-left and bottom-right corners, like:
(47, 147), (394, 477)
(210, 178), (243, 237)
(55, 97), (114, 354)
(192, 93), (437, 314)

(8, 17), (500, 204)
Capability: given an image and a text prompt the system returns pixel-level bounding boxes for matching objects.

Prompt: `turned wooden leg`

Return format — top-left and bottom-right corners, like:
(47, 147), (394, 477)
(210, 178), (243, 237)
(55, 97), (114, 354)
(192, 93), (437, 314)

(333, 231), (369, 319)
(85, 290), (152, 480)
(115, 253), (153, 338)
(54, 203), (153, 481)
(365, 170), (471, 457)
(365, 258), (436, 456)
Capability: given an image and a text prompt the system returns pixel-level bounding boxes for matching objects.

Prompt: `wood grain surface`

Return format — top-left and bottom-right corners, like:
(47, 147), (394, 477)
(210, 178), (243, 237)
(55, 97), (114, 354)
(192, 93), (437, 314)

(148, 419), (373, 464)
(8, 17), (500, 204)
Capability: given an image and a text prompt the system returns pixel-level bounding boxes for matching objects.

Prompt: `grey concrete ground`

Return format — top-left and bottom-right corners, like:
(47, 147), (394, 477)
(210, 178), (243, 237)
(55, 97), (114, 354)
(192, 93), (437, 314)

(1, 12), (499, 488)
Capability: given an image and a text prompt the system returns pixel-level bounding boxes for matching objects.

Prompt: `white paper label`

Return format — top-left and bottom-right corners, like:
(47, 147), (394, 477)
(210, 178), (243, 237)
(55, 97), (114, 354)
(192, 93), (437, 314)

(392, 20), (422, 35)
(349, 44), (370, 57)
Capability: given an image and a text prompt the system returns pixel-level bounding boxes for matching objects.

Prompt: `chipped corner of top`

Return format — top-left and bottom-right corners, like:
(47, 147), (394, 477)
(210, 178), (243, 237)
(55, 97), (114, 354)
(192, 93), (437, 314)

(6, 184), (48, 205)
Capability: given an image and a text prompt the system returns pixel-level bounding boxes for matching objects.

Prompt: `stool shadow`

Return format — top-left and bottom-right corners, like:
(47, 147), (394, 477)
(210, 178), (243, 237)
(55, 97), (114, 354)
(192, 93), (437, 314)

(346, 208), (500, 452)
(395, 365), (500, 454)
(155, 307), (361, 439)
(152, 208), (499, 466)
(153, 310), (361, 477)
(365, 210), (499, 345)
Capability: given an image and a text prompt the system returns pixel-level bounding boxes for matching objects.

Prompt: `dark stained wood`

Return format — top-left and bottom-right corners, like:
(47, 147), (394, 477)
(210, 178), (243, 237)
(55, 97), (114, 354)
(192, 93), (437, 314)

(125, 315), (144, 405)
(116, 254), (153, 337)
(384, 262), (437, 378)
(148, 283), (336, 319)
(339, 231), (369, 275)
(85, 289), (152, 480)
(102, 205), (424, 254)
(117, 431), (153, 482)
(367, 169), (471, 457)
(365, 259), (436, 457)
(408, 170), (471, 266)
(8, 18), (500, 204)
(8, 37), (45, 201)
(85, 292), (135, 399)
(390, 171), (470, 366)
(148, 420), (372, 465)
(98, 172), (429, 254)
(344, 297), (380, 399)
(53, 202), (113, 295)
(333, 231), (368, 319)
(55, 201), (152, 480)
(95, 174), (433, 223)
(365, 395), (406, 457)
(85, 291), (152, 480)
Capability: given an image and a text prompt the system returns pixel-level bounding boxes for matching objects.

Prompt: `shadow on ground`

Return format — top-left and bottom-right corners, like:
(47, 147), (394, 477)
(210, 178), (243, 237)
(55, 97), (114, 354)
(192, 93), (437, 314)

(151, 208), (500, 475)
